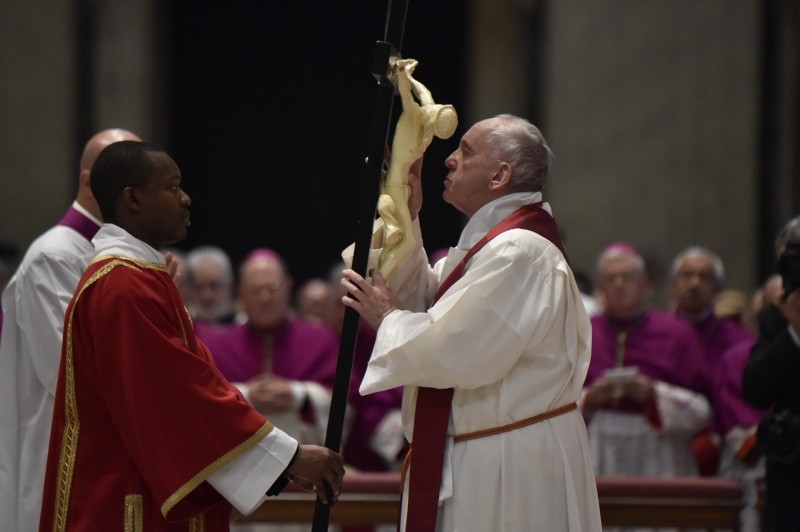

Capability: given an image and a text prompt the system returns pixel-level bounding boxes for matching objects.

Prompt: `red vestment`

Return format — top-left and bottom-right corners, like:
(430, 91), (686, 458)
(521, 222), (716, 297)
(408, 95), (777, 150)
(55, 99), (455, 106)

(39, 257), (273, 531)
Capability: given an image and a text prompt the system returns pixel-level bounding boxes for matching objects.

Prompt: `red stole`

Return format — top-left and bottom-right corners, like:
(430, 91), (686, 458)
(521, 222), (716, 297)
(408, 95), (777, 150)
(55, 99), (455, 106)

(405, 202), (567, 531)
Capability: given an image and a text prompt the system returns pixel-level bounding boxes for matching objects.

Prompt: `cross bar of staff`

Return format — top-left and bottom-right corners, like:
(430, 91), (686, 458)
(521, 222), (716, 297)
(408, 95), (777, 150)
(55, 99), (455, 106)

(310, 1), (409, 530)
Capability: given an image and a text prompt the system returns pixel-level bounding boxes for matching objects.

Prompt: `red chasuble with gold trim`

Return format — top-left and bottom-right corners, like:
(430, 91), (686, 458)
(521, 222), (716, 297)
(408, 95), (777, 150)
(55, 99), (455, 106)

(39, 257), (272, 532)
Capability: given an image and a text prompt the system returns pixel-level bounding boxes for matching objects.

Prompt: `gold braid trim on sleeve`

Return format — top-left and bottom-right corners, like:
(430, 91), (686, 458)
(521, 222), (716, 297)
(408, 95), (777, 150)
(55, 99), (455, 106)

(161, 422), (275, 519)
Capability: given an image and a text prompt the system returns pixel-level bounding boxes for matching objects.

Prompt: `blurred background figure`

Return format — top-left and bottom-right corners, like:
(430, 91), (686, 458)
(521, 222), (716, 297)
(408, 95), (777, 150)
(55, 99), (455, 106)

(294, 277), (331, 325)
(743, 215), (800, 532)
(427, 247), (449, 266)
(162, 246), (191, 306)
(669, 246), (755, 357)
(668, 246), (763, 530)
(186, 244), (237, 326)
(199, 249), (344, 532)
(715, 288), (756, 334)
(582, 242), (714, 479)
(200, 248), (340, 447)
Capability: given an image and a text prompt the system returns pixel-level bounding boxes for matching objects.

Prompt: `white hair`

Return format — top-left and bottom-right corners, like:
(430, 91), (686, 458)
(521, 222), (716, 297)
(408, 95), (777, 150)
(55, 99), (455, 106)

(595, 247), (646, 276)
(186, 245), (234, 285)
(669, 246), (725, 286)
(484, 114), (553, 193)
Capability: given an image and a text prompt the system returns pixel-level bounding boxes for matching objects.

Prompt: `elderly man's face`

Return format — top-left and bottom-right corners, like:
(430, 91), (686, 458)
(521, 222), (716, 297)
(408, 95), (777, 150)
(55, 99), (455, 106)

(191, 259), (233, 321)
(238, 258), (291, 330)
(671, 254), (719, 316)
(598, 255), (650, 320)
(442, 119), (502, 217)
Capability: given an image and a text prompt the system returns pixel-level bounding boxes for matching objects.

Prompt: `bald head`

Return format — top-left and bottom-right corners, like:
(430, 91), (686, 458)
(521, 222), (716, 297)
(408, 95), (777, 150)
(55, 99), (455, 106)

(238, 253), (293, 330)
(80, 129), (141, 173)
(77, 128), (141, 219)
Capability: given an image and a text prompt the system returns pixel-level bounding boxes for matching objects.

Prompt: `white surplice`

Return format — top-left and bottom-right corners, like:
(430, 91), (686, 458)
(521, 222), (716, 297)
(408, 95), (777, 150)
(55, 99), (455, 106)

(360, 192), (602, 531)
(583, 381), (713, 477)
(0, 204), (99, 532)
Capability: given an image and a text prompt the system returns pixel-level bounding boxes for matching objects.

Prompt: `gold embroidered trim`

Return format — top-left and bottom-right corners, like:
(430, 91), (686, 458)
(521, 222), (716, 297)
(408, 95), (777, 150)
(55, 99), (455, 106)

(92, 254), (168, 272)
(175, 305), (189, 346)
(161, 422), (275, 518)
(190, 514), (204, 532)
(124, 494), (143, 532)
(52, 259), (140, 532)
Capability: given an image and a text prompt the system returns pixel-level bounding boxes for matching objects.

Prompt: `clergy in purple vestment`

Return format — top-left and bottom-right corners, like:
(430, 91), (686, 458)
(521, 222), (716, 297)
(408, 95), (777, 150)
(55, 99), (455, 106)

(668, 246), (764, 483)
(669, 246), (755, 364)
(199, 249), (340, 447)
(714, 340), (768, 449)
(582, 242), (715, 478)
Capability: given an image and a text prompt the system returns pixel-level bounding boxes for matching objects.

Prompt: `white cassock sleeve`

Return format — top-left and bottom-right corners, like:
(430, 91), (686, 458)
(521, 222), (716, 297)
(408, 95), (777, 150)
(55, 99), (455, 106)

(207, 427), (298, 515)
(653, 380), (713, 434)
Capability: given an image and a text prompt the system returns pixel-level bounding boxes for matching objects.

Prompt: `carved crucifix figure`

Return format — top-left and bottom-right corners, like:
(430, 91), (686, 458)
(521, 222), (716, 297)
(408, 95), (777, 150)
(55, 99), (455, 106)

(377, 58), (458, 278)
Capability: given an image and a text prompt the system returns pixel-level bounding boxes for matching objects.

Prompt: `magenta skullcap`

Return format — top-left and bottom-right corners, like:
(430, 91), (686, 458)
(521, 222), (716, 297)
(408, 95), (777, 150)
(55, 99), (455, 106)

(601, 241), (642, 259)
(243, 247), (284, 264)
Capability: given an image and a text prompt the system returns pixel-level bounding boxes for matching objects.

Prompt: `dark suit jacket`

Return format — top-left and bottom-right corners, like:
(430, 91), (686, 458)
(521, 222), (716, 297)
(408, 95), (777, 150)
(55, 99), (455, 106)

(743, 303), (800, 531)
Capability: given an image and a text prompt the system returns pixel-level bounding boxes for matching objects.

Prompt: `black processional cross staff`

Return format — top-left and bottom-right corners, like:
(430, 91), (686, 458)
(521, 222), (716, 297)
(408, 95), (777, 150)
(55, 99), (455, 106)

(311, 1), (409, 530)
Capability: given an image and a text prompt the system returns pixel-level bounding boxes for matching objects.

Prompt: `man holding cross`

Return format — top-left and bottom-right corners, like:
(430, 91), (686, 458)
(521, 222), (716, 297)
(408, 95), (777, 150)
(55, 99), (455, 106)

(341, 114), (602, 531)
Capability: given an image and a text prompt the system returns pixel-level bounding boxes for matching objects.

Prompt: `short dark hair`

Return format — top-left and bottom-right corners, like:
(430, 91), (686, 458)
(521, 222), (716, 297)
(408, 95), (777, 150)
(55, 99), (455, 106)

(90, 140), (164, 222)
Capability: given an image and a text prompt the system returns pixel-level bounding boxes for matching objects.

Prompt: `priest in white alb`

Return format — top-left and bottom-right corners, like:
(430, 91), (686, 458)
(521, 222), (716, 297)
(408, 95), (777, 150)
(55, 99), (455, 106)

(341, 114), (602, 531)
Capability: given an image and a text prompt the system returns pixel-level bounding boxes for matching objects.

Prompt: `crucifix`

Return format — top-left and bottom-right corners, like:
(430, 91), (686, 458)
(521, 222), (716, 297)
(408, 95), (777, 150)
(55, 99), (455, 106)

(312, 2), (458, 529)
(310, 1), (410, 530)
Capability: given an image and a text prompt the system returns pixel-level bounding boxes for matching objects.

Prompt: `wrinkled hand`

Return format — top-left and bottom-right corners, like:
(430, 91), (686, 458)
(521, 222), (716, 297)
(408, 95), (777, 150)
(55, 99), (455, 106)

(340, 269), (401, 330)
(288, 445), (345, 505)
(248, 374), (295, 414)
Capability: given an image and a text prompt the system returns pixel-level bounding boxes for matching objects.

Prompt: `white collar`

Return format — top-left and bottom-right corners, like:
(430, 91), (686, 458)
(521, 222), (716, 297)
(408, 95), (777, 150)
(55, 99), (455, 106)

(92, 224), (165, 264)
(456, 191), (550, 250)
(71, 200), (102, 227)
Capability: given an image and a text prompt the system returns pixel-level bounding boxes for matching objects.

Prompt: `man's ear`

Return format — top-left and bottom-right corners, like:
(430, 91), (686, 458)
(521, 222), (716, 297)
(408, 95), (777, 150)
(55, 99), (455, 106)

(79, 169), (91, 193)
(489, 162), (513, 190)
(122, 186), (141, 212)
(283, 277), (294, 302)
